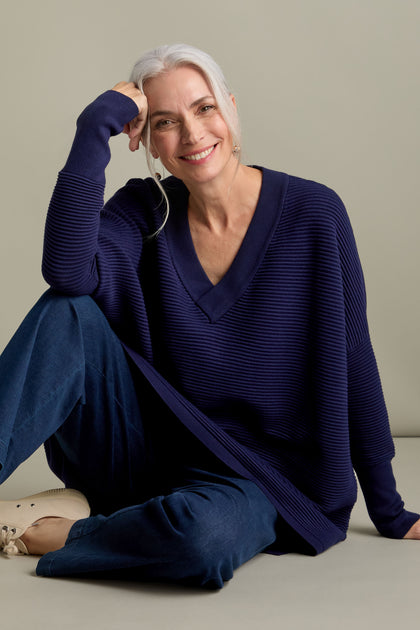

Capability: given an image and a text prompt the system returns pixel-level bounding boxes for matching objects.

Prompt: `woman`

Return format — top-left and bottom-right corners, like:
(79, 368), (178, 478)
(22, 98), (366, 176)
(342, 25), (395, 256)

(1, 44), (419, 588)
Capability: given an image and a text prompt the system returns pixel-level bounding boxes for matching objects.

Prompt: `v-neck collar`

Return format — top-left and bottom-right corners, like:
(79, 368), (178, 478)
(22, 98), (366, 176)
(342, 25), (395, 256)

(164, 167), (289, 322)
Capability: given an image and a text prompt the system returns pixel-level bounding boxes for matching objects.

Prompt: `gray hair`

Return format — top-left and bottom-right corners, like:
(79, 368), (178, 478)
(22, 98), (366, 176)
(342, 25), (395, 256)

(129, 43), (241, 232)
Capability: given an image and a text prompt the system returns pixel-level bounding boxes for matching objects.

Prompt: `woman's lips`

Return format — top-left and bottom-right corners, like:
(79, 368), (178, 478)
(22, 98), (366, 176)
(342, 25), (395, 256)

(180, 145), (216, 162)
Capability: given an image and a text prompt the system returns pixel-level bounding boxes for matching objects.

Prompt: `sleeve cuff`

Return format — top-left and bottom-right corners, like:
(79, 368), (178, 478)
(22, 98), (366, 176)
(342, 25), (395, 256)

(63, 90), (140, 183)
(356, 459), (419, 538)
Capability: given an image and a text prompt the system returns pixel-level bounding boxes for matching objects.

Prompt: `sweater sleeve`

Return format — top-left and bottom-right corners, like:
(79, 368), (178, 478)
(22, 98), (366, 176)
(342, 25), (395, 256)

(42, 91), (140, 295)
(347, 339), (419, 537)
(334, 197), (420, 537)
(356, 460), (419, 538)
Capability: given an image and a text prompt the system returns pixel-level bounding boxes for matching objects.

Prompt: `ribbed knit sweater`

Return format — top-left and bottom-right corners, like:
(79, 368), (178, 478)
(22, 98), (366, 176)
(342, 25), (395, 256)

(42, 90), (419, 554)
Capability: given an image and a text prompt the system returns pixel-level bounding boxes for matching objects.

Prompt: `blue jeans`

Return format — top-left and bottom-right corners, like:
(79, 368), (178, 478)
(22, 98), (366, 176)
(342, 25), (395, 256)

(0, 291), (278, 588)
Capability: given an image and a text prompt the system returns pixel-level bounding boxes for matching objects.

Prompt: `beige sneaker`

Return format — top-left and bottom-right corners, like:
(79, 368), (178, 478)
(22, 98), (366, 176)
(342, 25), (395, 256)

(0, 488), (90, 557)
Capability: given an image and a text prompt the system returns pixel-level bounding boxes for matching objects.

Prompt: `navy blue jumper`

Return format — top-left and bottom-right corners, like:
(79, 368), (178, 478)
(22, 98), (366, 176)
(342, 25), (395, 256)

(6, 89), (415, 579)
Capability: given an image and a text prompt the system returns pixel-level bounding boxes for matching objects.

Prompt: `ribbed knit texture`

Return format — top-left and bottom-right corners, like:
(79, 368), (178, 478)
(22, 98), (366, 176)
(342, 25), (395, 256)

(42, 91), (419, 554)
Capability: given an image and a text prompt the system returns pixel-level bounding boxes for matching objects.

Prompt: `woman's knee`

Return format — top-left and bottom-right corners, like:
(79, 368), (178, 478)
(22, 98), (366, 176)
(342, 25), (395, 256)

(35, 290), (104, 332)
(30, 291), (118, 362)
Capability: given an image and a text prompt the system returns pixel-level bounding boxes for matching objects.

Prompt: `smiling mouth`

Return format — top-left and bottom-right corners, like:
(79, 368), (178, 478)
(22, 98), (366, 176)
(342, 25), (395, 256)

(180, 145), (216, 161)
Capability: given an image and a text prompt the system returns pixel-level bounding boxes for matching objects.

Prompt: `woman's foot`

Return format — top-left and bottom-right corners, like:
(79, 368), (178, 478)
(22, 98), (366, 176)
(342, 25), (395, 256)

(20, 517), (77, 555)
(0, 488), (90, 556)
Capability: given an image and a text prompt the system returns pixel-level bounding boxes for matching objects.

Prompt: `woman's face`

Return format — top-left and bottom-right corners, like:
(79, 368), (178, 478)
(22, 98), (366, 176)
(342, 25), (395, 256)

(144, 65), (236, 187)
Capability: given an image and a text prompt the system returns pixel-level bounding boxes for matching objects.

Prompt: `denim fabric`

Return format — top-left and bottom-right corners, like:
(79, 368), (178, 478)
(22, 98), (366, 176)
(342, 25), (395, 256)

(0, 291), (278, 588)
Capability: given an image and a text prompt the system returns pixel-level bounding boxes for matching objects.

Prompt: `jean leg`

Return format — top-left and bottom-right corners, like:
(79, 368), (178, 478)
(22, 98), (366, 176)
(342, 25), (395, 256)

(36, 470), (279, 589)
(0, 291), (85, 481)
(0, 291), (152, 512)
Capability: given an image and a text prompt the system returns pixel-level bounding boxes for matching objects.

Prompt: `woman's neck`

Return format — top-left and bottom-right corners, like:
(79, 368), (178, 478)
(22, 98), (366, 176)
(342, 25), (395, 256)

(187, 164), (261, 232)
(186, 165), (263, 285)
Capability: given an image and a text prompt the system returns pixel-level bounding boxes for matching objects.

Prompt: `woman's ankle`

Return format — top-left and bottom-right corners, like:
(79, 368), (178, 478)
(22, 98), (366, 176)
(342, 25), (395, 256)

(20, 517), (77, 555)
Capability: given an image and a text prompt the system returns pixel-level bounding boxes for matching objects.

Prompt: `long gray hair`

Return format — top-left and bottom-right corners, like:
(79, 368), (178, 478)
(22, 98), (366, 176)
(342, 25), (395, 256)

(129, 43), (241, 232)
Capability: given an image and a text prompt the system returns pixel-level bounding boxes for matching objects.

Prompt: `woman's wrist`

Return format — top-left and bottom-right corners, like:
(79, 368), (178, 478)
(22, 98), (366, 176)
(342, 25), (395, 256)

(63, 90), (140, 182)
(356, 460), (420, 538)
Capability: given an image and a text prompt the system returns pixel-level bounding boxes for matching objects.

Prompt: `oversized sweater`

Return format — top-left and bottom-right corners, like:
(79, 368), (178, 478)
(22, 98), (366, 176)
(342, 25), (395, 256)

(42, 90), (419, 555)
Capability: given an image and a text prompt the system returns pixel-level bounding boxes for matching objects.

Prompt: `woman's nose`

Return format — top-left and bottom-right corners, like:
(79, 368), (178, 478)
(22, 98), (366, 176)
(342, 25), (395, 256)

(181, 118), (203, 144)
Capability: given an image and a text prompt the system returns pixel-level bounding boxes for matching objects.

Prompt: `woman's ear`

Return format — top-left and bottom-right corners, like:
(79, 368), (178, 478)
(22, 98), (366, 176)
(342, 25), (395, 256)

(230, 94), (237, 110)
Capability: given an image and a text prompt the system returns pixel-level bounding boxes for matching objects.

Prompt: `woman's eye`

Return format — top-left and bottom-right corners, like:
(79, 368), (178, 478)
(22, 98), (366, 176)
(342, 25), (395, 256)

(200, 105), (215, 113)
(155, 119), (172, 129)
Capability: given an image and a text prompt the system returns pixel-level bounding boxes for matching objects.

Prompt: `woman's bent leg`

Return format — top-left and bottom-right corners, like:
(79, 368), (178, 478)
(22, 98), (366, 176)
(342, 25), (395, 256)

(1, 292), (279, 587)
(36, 471), (279, 589)
(0, 291), (152, 511)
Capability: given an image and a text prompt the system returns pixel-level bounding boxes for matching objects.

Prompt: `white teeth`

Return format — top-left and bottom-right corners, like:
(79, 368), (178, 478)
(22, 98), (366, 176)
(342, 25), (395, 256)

(182, 146), (214, 161)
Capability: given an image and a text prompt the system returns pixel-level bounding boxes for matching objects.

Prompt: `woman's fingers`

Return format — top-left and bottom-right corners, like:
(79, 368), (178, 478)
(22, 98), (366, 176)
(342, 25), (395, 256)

(403, 517), (420, 539)
(112, 81), (147, 111)
(112, 81), (148, 151)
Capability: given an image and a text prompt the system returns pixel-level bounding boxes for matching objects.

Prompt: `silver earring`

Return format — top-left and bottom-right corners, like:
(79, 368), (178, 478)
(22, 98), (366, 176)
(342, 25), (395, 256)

(233, 145), (240, 155)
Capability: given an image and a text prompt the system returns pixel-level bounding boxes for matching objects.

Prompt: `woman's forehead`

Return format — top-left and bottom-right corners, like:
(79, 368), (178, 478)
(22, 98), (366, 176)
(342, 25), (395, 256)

(144, 66), (213, 106)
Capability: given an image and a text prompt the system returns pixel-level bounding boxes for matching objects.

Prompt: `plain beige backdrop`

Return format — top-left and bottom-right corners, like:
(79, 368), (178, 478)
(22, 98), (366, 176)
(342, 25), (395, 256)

(1, 0), (419, 441)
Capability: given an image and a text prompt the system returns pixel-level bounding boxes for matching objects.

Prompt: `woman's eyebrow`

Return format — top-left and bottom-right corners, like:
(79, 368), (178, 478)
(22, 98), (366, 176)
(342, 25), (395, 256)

(150, 95), (214, 119)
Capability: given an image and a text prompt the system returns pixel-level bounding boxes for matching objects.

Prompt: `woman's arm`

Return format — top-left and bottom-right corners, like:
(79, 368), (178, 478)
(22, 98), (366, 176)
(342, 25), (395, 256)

(348, 340), (420, 538)
(332, 194), (420, 538)
(42, 85), (146, 295)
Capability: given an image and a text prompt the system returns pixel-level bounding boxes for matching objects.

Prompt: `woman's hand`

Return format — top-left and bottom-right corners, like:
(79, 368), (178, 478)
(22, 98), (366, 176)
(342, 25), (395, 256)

(112, 81), (148, 152)
(403, 517), (420, 539)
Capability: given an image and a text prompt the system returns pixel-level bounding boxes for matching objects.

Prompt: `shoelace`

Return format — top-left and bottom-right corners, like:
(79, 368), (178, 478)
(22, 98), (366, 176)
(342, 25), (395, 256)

(1, 526), (20, 557)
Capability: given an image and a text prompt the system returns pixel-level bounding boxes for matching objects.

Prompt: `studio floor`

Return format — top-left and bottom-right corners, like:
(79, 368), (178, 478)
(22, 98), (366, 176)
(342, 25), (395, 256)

(1, 438), (419, 630)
